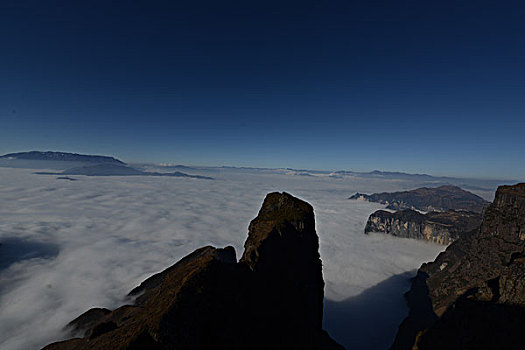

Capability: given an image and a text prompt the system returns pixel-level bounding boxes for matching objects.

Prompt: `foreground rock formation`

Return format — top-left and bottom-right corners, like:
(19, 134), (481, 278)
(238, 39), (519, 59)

(392, 183), (525, 349)
(365, 209), (482, 245)
(350, 185), (489, 213)
(43, 192), (343, 350)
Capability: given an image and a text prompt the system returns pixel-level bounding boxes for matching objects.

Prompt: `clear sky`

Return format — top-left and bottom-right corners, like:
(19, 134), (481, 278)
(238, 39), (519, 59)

(1, 0), (524, 179)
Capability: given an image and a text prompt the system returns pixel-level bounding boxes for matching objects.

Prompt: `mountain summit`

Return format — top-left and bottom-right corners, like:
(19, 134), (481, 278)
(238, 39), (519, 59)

(43, 192), (342, 350)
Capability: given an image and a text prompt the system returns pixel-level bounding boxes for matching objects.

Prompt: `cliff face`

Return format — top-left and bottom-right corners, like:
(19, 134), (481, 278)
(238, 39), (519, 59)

(239, 193), (325, 335)
(350, 185), (489, 213)
(392, 183), (525, 349)
(43, 192), (343, 350)
(364, 209), (482, 245)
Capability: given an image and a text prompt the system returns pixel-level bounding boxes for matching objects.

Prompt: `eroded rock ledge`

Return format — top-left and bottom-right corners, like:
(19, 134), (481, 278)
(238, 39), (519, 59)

(43, 192), (343, 350)
(365, 209), (482, 245)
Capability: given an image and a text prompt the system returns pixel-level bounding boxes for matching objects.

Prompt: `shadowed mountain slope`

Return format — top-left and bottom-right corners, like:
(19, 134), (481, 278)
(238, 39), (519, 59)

(392, 183), (525, 349)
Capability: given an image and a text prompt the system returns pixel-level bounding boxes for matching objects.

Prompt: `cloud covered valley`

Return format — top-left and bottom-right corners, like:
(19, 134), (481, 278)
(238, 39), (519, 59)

(0, 166), (469, 349)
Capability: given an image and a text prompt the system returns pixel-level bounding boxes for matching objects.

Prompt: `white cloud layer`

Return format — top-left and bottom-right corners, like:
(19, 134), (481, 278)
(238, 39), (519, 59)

(0, 167), (454, 349)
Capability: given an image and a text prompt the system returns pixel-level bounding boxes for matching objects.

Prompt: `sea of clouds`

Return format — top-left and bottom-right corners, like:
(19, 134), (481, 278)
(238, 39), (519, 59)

(0, 166), (494, 349)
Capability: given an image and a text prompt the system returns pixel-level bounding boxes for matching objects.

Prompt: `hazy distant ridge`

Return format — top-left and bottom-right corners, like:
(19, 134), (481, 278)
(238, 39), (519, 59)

(349, 185), (489, 213)
(36, 164), (213, 179)
(0, 151), (125, 165)
(1, 151), (212, 179)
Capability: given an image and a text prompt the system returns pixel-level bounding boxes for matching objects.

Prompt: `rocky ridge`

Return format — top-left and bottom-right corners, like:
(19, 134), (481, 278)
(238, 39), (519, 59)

(350, 185), (489, 213)
(391, 183), (525, 349)
(43, 192), (342, 350)
(365, 209), (482, 245)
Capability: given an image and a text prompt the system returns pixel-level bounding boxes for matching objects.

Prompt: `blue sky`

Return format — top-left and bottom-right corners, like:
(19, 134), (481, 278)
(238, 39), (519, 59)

(1, 0), (524, 179)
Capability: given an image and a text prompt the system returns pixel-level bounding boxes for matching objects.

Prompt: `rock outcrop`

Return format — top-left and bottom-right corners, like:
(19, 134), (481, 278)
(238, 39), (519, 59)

(350, 185), (489, 213)
(392, 183), (525, 349)
(364, 209), (482, 245)
(43, 192), (343, 350)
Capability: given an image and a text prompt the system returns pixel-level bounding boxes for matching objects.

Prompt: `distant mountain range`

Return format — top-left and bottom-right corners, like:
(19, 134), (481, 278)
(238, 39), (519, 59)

(36, 164), (212, 179)
(0, 151), (125, 165)
(349, 185), (490, 213)
(333, 170), (438, 179)
(357, 185), (488, 245)
(0, 151), (517, 189)
(1, 151), (212, 179)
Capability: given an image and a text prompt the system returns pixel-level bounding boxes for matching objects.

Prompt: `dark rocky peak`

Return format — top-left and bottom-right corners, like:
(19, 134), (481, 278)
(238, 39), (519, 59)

(494, 183), (525, 203)
(241, 191), (317, 270)
(239, 192), (325, 341)
(392, 183), (525, 349)
(485, 183), (525, 215)
(48, 245), (239, 349)
(128, 245), (237, 305)
(481, 183), (525, 241)
(43, 192), (342, 350)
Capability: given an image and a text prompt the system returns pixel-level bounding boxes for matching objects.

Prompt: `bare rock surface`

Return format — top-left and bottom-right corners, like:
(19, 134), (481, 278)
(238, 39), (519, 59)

(365, 209), (482, 245)
(392, 183), (525, 349)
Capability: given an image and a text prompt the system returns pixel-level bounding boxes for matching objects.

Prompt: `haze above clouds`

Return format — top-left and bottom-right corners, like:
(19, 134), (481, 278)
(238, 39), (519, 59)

(1, 165), (494, 349)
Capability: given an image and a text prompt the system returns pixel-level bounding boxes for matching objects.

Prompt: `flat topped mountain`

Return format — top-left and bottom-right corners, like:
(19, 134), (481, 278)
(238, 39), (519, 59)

(43, 192), (342, 350)
(392, 183), (525, 349)
(0, 151), (125, 165)
(365, 209), (482, 245)
(349, 185), (489, 213)
(35, 164), (213, 179)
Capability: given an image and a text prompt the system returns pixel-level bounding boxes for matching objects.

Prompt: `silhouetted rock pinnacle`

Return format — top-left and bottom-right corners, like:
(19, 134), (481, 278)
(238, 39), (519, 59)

(239, 192), (327, 345)
(43, 192), (342, 350)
